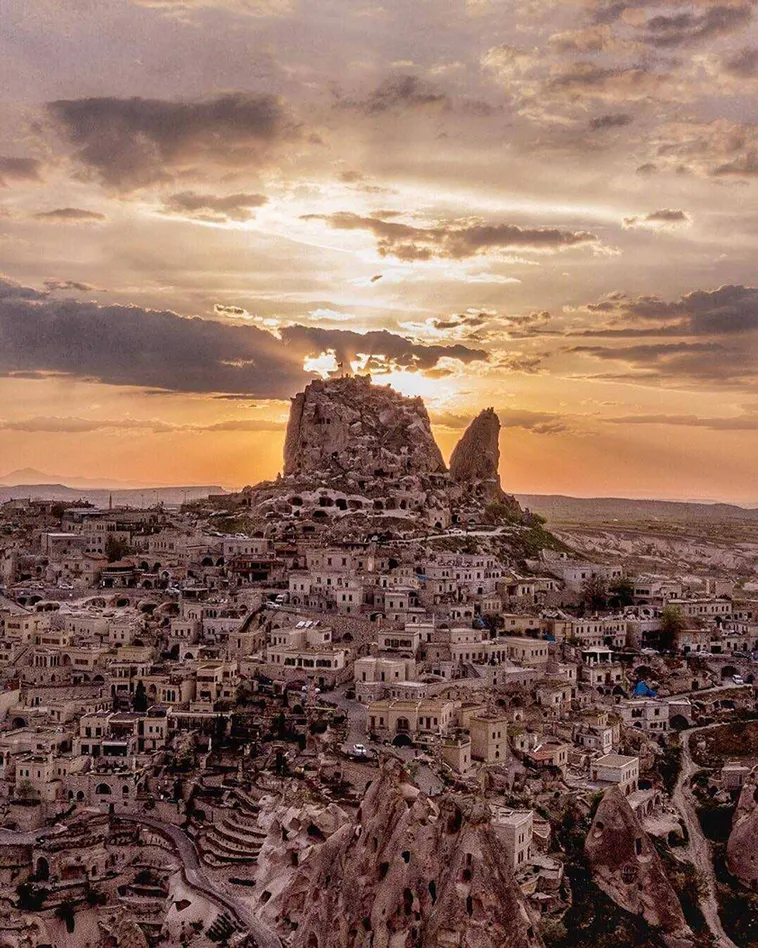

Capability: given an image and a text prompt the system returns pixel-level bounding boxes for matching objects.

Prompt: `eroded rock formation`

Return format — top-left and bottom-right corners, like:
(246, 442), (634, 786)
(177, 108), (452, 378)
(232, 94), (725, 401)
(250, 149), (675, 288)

(449, 407), (504, 499)
(726, 766), (758, 887)
(283, 375), (446, 478)
(235, 375), (541, 537)
(585, 789), (695, 947)
(265, 757), (543, 948)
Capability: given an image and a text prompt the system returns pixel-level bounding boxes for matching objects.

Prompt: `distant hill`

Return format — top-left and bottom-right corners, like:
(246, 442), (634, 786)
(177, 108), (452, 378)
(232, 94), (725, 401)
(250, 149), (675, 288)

(0, 482), (226, 507)
(515, 494), (758, 525)
(0, 468), (158, 489)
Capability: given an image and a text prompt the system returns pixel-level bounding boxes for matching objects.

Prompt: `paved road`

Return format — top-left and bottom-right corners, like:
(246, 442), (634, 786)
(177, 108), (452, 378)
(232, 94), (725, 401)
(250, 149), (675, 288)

(672, 724), (737, 948)
(665, 681), (754, 701)
(0, 823), (66, 845)
(328, 685), (444, 795)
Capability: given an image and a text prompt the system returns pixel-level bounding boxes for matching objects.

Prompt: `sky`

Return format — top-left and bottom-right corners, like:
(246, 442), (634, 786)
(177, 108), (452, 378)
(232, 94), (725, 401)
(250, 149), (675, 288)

(1, 0), (758, 500)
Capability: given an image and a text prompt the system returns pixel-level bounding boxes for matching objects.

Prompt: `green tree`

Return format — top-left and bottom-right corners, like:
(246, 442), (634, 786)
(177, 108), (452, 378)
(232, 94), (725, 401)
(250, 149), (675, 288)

(659, 604), (686, 651)
(16, 779), (36, 800)
(581, 574), (608, 611)
(105, 534), (129, 562)
(55, 899), (76, 933)
(16, 882), (48, 911)
(132, 679), (148, 712)
(608, 577), (635, 608)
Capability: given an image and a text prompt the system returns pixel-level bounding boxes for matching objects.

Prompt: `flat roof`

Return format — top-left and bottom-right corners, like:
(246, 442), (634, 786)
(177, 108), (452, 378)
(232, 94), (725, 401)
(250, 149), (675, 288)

(595, 753), (638, 767)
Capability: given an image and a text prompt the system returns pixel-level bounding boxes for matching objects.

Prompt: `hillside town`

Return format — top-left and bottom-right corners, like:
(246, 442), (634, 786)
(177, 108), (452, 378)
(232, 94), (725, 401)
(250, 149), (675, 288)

(0, 377), (756, 948)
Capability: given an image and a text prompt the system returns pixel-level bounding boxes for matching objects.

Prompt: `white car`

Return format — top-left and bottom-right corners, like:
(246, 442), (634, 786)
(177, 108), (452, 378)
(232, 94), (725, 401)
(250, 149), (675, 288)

(352, 743), (367, 756)
(733, 675), (744, 685)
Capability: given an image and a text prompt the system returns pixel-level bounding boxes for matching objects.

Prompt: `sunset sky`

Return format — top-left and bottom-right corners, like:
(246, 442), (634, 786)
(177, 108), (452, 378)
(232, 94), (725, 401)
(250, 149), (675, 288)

(2, 0), (758, 500)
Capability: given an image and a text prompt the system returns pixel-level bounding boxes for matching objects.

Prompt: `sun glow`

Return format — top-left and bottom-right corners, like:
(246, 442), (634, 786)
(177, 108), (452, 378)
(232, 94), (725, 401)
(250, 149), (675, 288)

(379, 369), (453, 405)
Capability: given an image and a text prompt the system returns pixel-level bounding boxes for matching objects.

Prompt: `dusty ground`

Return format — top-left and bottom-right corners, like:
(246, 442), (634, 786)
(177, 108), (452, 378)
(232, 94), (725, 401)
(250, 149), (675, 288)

(690, 720), (758, 769)
(552, 519), (758, 577)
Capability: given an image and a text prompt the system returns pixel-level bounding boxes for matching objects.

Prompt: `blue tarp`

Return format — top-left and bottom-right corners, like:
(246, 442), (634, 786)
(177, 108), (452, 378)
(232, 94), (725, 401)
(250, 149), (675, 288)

(633, 681), (657, 697)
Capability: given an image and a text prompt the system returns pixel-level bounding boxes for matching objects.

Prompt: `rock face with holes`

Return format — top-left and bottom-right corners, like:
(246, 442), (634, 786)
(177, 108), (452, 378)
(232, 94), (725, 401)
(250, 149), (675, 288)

(264, 757), (543, 948)
(283, 375), (446, 479)
(234, 374), (544, 537)
(726, 766), (758, 887)
(585, 789), (695, 947)
(449, 407), (505, 501)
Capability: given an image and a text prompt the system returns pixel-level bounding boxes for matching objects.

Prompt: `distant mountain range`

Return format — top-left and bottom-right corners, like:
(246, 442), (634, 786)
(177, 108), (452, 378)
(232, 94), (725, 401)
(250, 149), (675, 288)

(516, 494), (758, 524)
(0, 470), (226, 507)
(0, 468), (157, 489)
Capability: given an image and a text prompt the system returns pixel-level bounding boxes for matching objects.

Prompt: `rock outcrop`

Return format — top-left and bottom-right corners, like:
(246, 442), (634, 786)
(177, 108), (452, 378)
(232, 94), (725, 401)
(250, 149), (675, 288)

(233, 375), (544, 540)
(449, 407), (504, 500)
(283, 375), (446, 478)
(585, 789), (695, 947)
(265, 757), (543, 948)
(726, 766), (758, 887)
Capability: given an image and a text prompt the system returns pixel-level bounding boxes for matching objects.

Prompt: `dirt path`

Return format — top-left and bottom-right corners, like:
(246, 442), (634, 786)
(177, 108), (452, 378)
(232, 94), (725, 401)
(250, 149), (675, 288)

(672, 725), (737, 948)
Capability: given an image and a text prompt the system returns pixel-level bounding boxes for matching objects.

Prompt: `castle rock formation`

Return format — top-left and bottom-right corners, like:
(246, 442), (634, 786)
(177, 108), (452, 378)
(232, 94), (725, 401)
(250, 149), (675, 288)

(237, 375), (535, 536)
(283, 376), (446, 478)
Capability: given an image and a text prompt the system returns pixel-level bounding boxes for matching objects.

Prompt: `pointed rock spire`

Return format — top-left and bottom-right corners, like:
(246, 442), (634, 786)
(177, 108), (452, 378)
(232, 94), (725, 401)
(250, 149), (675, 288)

(449, 407), (504, 497)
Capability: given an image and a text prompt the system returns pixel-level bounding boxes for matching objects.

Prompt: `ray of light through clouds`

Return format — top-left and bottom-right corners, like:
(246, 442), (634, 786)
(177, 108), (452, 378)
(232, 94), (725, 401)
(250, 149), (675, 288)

(1, 0), (758, 498)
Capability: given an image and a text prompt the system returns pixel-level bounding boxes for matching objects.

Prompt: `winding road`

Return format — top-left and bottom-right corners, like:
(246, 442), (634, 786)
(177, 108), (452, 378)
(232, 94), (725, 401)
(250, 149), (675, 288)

(672, 724), (737, 948)
(0, 814), (282, 948)
(116, 814), (283, 948)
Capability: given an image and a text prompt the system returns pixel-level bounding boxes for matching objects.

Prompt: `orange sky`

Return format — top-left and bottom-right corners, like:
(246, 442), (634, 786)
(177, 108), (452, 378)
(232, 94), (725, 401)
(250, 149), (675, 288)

(2, 0), (758, 502)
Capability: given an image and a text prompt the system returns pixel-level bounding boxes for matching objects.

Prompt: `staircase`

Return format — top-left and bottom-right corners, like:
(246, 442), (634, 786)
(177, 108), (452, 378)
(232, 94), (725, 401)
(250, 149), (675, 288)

(200, 790), (267, 867)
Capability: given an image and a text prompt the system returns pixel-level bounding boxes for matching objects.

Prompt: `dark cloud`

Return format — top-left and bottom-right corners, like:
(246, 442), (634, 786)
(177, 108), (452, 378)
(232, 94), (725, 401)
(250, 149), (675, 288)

(722, 45), (758, 76)
(0, 277), (486, 398)
(640, 3), (752, 47)
(590, 112), (633, 129)
(43, 279), (96, 293)
(712, 153), (758, 177)
(430, 312), (490, 331)
(652, 119), (758, 178)
(493, 353), (545, 373)
(583, 284), (758, 334)
(544, 61), (664, 102)
(623, 208), (691, 228)
(161, 191), (268, 223)
(0, 156), (43, 188)
(338, 74), (495, 119)
(303, 212), (599, 261)
(0, 277), (47, 301)
(48, 94), (296, 191)
(342, 75), (450, 115)
(279, 324), (488, 373)
(572, 341), (728, 379)
(214, 303), (248, 317)
(569, 284), (758, 387)
(33, 207), (106, 223)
